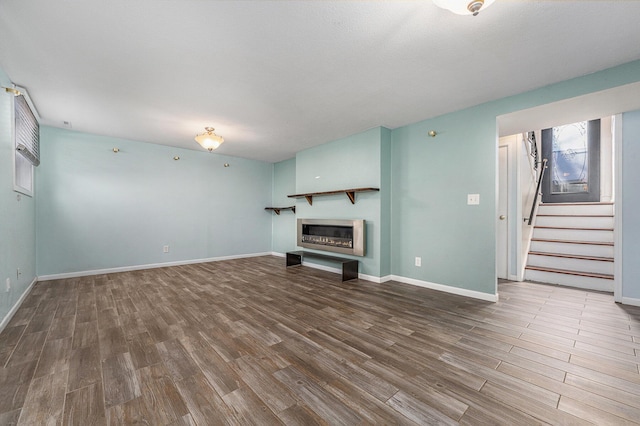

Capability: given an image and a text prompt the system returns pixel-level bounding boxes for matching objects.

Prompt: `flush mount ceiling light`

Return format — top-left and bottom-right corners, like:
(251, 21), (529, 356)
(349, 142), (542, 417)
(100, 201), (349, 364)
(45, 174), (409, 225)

(195, 126), (224, 152)
(433, 0), (495, 16)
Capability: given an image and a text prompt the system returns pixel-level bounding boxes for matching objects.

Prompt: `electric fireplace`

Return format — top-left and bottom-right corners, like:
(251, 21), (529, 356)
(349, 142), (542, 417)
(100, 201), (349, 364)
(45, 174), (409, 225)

(297, 219), (365, 256)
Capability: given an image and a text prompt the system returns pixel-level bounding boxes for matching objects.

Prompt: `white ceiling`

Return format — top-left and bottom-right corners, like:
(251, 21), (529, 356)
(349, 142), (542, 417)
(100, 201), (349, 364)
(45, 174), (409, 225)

(2, 1), (640, 163)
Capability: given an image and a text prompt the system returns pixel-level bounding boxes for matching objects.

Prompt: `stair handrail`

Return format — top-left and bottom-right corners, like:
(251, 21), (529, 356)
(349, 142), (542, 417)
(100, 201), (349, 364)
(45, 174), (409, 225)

(527, 158), (548, 226)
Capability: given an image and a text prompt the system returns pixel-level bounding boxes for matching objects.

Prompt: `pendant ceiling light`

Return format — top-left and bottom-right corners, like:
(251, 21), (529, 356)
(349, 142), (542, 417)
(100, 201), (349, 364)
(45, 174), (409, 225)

(195, 126), (224, 152)
(433, 0), (495, 16)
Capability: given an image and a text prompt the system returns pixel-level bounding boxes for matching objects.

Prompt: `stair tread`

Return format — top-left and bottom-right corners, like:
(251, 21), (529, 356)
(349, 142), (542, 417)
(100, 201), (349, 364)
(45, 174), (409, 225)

(534, 226), (613, 231)
(537, 214), (613, 217)
(525, 265), (613, 280)
(531, 238), (614, 246)
(540, 202), (614, 206)
(528, 251), (613, 262)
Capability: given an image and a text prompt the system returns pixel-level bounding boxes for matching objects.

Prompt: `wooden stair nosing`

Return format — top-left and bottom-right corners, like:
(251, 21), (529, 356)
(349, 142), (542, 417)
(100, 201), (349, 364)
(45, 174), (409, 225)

(531, 238), (613, 246)
(525, 265), (614, 280)
(536, 214), (613, 218)
(540, 202), (614, 206)
(528, 251), (613, 262)
(534, 226), (613, 231)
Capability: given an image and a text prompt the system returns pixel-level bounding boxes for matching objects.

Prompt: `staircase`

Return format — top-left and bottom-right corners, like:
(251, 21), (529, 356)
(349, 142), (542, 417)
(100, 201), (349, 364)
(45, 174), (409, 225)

(525, 202), (614, 292)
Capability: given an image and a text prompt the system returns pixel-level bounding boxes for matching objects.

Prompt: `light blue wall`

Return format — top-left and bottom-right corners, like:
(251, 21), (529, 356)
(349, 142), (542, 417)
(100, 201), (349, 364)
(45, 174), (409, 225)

(391, 60), (640, 296)
(622, 109), (640, 300)
(295, 127), (385, 277)
(36, 127), (272, 276)
(271, 157), (296, 254)
(391, 109), (497, 294)
(0, 68), (37, 327)
(379, 127), (392, 278)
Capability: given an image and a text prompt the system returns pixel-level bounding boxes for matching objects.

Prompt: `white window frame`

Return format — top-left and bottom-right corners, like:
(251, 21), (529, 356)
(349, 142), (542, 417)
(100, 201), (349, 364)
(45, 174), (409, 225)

(12, 86), (40, 197)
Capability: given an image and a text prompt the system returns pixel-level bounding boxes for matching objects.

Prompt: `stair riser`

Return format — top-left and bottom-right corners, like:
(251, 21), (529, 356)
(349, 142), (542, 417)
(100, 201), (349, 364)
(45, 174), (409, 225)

(535, 216), (614, 229)
(530, 241), (614, 258)
(524, 269), (613, 292)
(532, 228), (613, 243)
(527, 255), (614, 275)
(538, 204), (613, 216)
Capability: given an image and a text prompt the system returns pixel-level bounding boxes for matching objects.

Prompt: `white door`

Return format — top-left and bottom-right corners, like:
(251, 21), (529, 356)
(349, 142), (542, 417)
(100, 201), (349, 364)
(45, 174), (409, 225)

(498, 145), (509, 279)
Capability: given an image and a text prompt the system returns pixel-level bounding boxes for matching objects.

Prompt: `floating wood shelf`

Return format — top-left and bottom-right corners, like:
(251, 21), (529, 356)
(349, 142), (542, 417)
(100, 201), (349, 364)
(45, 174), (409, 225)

(288, 187), (379, 205)
(264, 206), (296, 215)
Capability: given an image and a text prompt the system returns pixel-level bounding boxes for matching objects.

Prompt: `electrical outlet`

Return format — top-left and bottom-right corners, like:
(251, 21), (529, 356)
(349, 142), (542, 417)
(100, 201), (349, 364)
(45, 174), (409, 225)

(467, 194), (480, 205)
(163, 245), (169, 253)
(415, 257), (422, 267)
(5, 278), (10, 293)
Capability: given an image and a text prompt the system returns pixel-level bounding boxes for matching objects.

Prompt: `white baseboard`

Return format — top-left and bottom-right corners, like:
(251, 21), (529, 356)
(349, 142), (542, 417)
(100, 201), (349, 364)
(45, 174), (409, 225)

(37, 252), (273, 281)
(0, 276), (38, 334)
(38, 253), (497, 304)
(621, 296), (640, 307)
(293, 259), (495, 301)
(359, 274), (392, 284)
(389, 275), (499, 303)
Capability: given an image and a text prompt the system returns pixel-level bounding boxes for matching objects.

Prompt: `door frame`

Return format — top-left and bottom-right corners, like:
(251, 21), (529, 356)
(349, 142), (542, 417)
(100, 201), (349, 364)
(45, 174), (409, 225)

(498, 144), (510, 280)
(497, 137), (521, 282)
(614, 114), (623, 303)
(541, 119), (601, 203)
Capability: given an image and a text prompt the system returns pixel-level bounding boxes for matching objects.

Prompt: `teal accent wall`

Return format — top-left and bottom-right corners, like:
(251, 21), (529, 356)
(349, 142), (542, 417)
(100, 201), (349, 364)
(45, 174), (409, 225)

(0, 68), (37, 327)
(622, 109), (640, 300)
(379, 127), (392, 278)
(391, 108), (497, 294)
(36, 127), (272, 276)
(295, 127), (387, 277)
(271, 158), (296, 254)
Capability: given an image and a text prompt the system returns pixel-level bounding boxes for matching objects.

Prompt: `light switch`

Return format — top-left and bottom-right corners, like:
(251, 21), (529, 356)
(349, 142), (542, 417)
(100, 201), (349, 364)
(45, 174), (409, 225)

(467, 194), (480, 205)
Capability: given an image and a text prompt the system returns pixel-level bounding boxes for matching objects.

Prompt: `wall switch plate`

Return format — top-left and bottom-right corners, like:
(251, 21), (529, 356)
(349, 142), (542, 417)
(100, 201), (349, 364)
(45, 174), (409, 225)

(6, 278), (10, 292)
(467, 194), (480, 205)
(163, 245), (169, 253)
(415, 257), (422, 267)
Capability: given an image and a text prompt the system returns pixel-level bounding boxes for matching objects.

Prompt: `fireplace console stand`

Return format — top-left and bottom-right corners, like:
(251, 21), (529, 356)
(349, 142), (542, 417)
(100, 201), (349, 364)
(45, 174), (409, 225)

(286, 251), (358, 282)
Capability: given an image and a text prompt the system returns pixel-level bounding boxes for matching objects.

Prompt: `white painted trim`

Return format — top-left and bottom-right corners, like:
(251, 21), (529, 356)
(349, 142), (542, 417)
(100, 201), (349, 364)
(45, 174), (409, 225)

(494, 129), (500, 296)
(359, 273), (392, 284)
(0, 276), (37, 334)
(390, 275), (498, 303)
(514, 133), (523, 282)
(37, 252), (273, 281)
(497, 143), (511, 281)
(271, 252), (285, 257)
(613, 114), (623, 303)
(621, 297), (640, 307)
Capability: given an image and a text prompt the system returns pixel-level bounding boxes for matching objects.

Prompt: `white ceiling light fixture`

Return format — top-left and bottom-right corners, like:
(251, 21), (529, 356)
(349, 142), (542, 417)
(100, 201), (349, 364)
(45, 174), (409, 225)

(195, 126), (224, 152)
(433, 0), (495, 16)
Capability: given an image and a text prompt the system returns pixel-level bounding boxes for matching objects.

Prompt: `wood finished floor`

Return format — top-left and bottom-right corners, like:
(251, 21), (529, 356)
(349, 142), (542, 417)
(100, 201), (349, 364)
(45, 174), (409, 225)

(1, 256), (639, 425)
